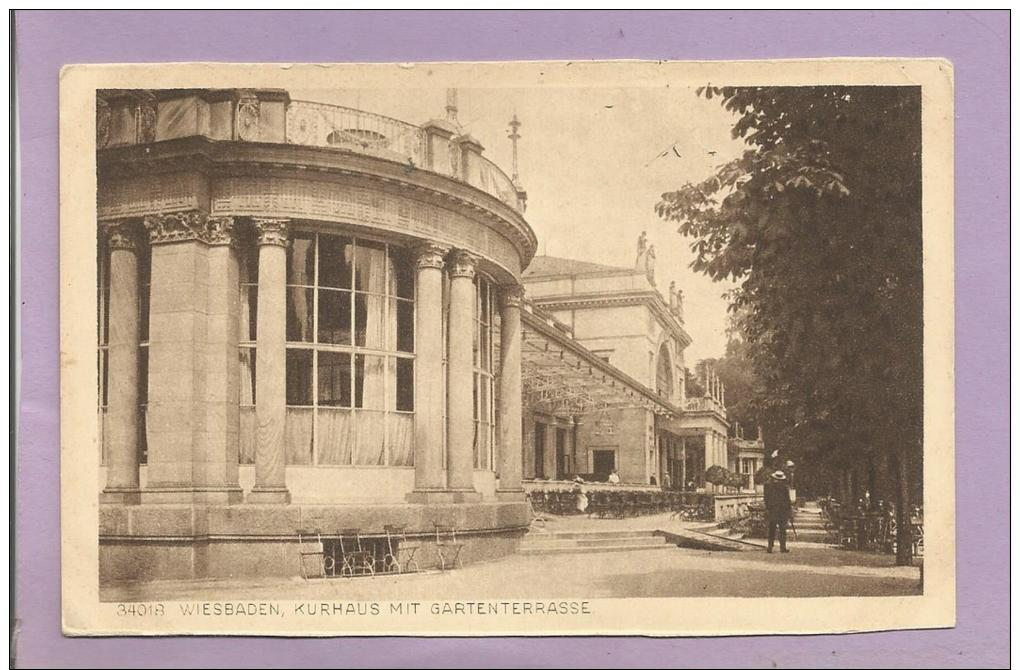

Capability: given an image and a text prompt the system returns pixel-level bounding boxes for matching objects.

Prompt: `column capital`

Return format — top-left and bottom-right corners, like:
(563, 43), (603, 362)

(253, 218), (290, 247)
(412, 241), (450, 270)
(143, 211), (208, 245)
(448, 249), (478, 279)
(204, 216), (237, 246)
(500, 284), (525, 309)
(102, 220), (141, 252)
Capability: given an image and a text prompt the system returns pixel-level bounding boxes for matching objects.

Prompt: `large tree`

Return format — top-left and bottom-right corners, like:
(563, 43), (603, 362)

(657, 86), (922, 565)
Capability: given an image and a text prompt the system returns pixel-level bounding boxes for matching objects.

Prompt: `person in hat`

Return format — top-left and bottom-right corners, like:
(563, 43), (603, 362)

(764, 469), (792, 553)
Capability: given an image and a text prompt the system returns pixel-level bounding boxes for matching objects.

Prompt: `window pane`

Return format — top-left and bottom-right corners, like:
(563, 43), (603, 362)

(480, 320), (490, 369)
(317, 351), (351, 407)
(287, 233), (315, 286)
(239, 285), (258, 341)
(317, 408), (353, 465)
(285, 407), (313, 464)
(355, 410), (385, 465)
(100, 349), (109, 406)
(318, 235), (353, 289)
(238, 233), (258, 284)
(394, 357), (414, 412)
(137, 243), (151, 343)
(354, 240), (386, 293)
(389, 247), (414, 299)
(285, 348), (313, 405)
(354, 293), (385, 348)
(473, 314), (480, 366)
(395, 299), (414, 352)
(239, 347), (256, 405)
(355, 354), (386, 410)
(137, 347), (148, 405)
(317, 289), (351, 345)
(387, 412), (414, 466)
(286, 287), (314, 342)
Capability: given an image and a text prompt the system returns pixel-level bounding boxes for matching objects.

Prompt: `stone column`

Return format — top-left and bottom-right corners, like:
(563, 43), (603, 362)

(445, 250), (481, 500)
(407, 242), (449, 501)
(101, 221), (141, 504)
(200, 217), (243, 495)
(496, 284), (524, 500)
(248, 218), (291, 504)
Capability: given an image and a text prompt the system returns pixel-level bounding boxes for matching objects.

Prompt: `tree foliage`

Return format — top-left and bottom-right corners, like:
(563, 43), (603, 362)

(658, 86), (923, 564)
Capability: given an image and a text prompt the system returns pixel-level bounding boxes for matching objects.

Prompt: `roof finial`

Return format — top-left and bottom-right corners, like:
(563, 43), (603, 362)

(508, 112), (522, 185)
(445, 88), (459, 124)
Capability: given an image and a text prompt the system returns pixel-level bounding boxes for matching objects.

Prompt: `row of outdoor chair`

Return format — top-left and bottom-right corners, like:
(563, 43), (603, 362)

(820, 501), (924, 556)
(298, 524), (463, 579)
(526, 488), (713, 520)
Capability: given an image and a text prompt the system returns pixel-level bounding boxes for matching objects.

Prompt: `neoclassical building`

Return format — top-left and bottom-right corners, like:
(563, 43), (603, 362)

(96, 89), (535, 581)
(521, 254), (733, 489)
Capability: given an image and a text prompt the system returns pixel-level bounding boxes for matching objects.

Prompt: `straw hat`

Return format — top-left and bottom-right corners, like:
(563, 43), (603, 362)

(770, 470), (788, 481)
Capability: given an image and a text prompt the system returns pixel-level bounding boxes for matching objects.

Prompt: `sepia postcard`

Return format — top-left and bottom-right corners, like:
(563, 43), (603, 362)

(60, 59), (954, 636)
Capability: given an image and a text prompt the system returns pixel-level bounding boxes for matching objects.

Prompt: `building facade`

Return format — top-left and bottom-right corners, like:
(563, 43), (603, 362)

(96, 89), (536, 582)
(521, 255), (734, 490)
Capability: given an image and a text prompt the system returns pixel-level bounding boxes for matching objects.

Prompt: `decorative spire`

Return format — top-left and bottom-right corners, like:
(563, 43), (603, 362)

(445, 88), (459, 124)
(508, 112), (522, 185)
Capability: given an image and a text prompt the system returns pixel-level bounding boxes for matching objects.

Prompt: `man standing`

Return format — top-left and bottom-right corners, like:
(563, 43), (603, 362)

(764, 470), (792, 553)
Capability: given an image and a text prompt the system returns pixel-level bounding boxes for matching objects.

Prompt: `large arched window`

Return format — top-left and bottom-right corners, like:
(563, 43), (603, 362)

(282, 231), (415, 466)
(655, 341), (673, 398)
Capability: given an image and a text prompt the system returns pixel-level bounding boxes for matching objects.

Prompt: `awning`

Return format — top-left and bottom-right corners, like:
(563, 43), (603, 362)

(521, 306), (680, 419)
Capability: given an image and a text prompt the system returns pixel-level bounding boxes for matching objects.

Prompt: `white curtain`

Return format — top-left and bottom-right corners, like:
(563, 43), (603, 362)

(285, 407), (314, 465)
(317, 408), (354, 465)
(388, 413), (414, 466)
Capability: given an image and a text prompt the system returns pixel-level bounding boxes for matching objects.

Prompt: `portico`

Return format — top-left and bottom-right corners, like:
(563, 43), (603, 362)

(96, 88), (535, 582)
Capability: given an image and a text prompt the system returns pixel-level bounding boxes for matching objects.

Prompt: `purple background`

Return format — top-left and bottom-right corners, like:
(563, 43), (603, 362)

(14, 10), (1008, 668)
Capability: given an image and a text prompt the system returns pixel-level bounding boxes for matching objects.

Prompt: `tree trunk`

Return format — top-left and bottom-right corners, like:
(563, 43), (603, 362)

(893, 450), (913, 566)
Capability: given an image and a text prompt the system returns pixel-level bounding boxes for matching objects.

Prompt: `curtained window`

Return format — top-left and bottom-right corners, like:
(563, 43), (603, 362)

(279, 231), (415, 467)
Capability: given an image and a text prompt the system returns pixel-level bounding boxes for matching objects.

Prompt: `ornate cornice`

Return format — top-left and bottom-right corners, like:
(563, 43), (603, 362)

(102, 220), (140, 252)
(531, 291), (693, 347)
(253, 218), (289, 247)
(500, 284), (525, 309)
(413, 241), (449, 270)
(448, 249), (478, 279)
(96, 137), (538, 270)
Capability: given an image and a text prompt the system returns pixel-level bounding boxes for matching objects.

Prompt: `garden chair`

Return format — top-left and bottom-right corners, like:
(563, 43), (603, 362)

(434, 524), (464, 571)
(338, 528), (376, 578)
(383, 524), (420, 574)
(297, 529), (334, 579)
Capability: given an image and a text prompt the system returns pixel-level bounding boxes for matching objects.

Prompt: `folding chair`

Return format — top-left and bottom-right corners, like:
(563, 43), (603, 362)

(297, 529), (333, 579)
(383, 524), (420, 574)
(434, 524), (464, 571)
(338, 528), (376, 578)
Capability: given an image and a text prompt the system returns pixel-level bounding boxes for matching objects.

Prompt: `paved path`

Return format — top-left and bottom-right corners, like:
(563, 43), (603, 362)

(105, 512), (921, 602)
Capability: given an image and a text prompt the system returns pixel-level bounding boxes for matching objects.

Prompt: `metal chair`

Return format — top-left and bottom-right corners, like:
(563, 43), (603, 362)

(383, 524), (420, 574)
(338, 528), (376, 578)
(434, 524), (464, 571)
(297, 529), (333, 579)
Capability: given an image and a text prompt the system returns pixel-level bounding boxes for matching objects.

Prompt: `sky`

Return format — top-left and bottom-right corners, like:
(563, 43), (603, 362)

(293, 86), (746, 363)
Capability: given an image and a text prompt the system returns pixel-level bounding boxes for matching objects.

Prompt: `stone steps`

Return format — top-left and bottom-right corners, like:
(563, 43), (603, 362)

(519, 530), (672, 555)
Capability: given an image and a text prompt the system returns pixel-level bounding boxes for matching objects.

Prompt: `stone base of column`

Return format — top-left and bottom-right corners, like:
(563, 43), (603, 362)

(495, 488), (527, 502)
(139, 487), (244, 505)
(246, 487), (292, 504)
(406, 488), (482, 504)
(100, 487), (141, 505)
